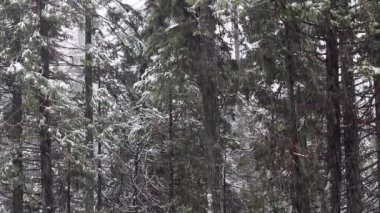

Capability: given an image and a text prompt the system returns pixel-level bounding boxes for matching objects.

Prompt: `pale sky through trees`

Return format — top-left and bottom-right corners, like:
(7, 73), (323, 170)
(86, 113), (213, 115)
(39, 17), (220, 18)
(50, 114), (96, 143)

(124, 0), (145, 10)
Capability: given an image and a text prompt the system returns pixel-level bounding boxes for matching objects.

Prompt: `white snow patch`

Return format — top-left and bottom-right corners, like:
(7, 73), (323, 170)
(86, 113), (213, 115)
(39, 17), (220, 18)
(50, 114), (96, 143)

(207, 193), (213, 213)
(373, 66), (380, 75)
(6, 62), (24, 74)
(165, 21), (179, 32)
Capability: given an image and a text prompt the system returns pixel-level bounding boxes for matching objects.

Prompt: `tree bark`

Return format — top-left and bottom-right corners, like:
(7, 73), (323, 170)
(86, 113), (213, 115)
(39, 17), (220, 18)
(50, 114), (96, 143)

(375, 75), (380, 212)
(84, 1), (95, 212)
(10, 82), (24, 213)
(96, 80), (102, 211)
(196, 1), (223, 212)
(324, 4), (342, 212)
(340, 4), (362, 211)
(168, 88), (175, 213)
(232, 1), (240, 65)
(7, 4), (24, 213)
(368, 12), (380, 213)
(66, 144), (71, 213)
(133, 144), (140, 213)
(284, 22), (311, 213)
(38, 0), (54, 212)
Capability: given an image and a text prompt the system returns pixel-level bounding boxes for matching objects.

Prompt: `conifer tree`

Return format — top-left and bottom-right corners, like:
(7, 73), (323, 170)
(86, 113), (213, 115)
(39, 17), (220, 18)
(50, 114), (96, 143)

(1, 1), (25, 212)
(1, 0), (379, 212)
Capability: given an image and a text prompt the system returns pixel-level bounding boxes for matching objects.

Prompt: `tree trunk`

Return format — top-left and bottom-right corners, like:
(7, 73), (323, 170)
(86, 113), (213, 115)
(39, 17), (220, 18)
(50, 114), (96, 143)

(84, 1), (95, 212)
(38, 0), (54, 212)
(10, 83), (24, 213)
(133, 145), (140, 213)
(97, 80), (102, 211)
(7, 5), (24, 213)
(375, 75), (380, 212)
(284, 22), (311, 213)
(168, 88), (175, 213)
(66, 144), (71, 213)
(198, 76), (221, 213)
(340, 8), (362, 212)
(324, 5), (342, 212)
(232, 1), (240, 65)
(368, 12), (380, 213)
(196, 1), (223, 212)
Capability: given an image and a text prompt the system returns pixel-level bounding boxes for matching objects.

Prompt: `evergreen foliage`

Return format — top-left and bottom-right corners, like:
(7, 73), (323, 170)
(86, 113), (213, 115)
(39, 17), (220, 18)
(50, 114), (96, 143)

(0, 0), (380, 212)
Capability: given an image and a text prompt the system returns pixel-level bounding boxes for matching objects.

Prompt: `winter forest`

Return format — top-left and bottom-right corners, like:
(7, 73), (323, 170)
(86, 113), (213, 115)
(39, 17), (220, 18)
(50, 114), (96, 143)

(1, 0), (380, 212)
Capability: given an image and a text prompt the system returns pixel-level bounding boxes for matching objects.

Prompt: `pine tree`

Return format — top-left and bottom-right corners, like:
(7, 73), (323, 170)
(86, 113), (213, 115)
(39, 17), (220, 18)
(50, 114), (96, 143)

(37, 0), (55, 211)
(339, 0), (362, 211)
(368, 2), (380, 210)
(1, 0), (379, 212)
(323, 0), (342, 211)
(83, 0), (95, 212)
(1, 1), (25, 212)
(284, 15), (311, 213)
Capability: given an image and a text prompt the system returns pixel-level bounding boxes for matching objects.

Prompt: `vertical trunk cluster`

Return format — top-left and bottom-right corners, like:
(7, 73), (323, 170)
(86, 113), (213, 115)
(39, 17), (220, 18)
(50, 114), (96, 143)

(323, 2), (342, 212)
(84, 0), (95, 211)
(196, 1), (223, 212)
(284, 22), (311, 213)
(324, 0), (362, 211)
(38, 0), (54, 212)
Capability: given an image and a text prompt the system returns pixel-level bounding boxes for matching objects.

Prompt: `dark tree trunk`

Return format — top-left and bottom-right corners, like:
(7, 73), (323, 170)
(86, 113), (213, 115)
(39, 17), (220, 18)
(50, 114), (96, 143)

(66, 144), (71, 213)
(10, 83), (24, 213)
(194, 1), (223, 212)
(197, 75), (222, 213)
(340, 11), (362, 212)
(284, 22), (311, 213)
(7, 5), (24, 213)
(168, 88), (175, 213)
(97, 80), (102, 211)
(38, 0), (54, 212)
(133, 145), (140, 213)
(232, 2), (240, 65)
(324, 5), (342, 212)
(84, 1), (94, 211)
(375, 75), (380, 212)
(368, 12), (380, 213)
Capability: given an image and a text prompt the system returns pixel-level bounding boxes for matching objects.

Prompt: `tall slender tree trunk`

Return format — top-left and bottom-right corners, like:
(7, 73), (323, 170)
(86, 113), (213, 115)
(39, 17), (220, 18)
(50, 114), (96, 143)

(372, 20), (380, 213)
(324, 4), (342, 212)
(66, 144), (71, 213)
(284, 22), (311, 213)
(375, 74), (380, 212)
(133, 145), (140, 213)
(340, 5), (362, 211)
(38, 0), (54, 212)
(8, 5), (24, 213)
(232, 1), (240, 65)
(168, 87), (175, 213)
(97, 79), (102, 211)
(198, 74), (221, 213)
(10, 81), (24, 213)
(196, 1), (223, 212)
(368, 13), (380, 213)
(84, 1), (94, 211)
